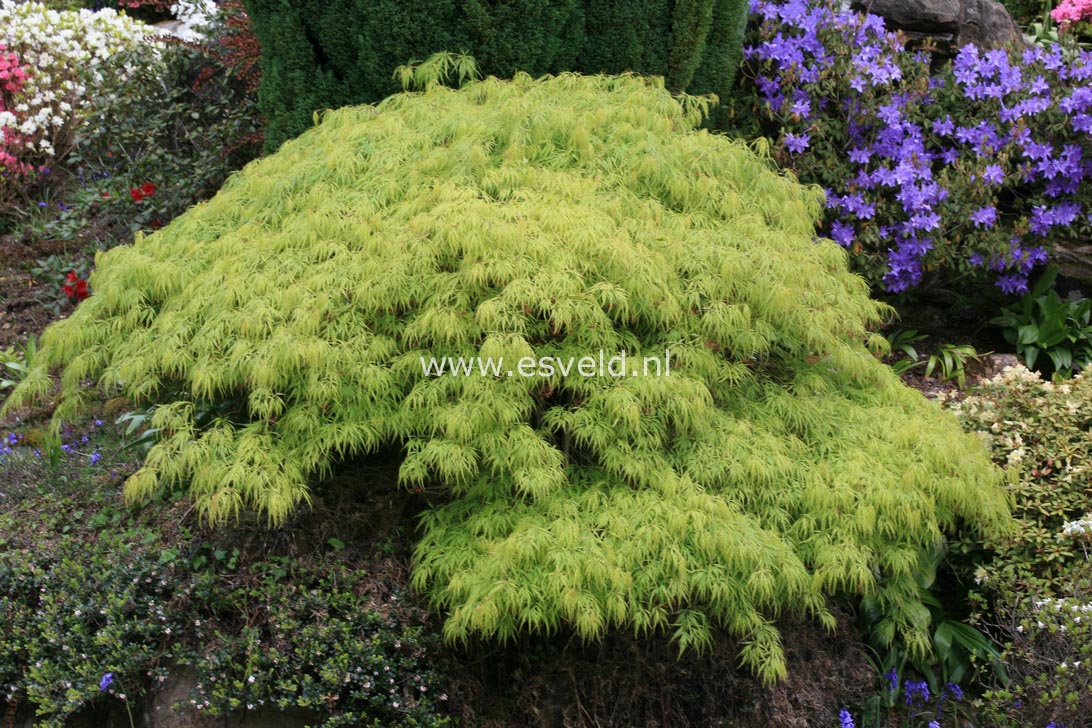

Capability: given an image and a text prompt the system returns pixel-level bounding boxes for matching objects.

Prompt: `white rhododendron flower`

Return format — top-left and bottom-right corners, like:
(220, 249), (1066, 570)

(170, 0), (218, 41)
(1061, 516), (1092, 539)
(0, 0), (159, 182)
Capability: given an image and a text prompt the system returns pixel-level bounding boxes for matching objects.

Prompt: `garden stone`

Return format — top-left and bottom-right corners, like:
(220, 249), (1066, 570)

(850, 0), (1024, 55)
(977, 353), (1022, 383)
(1051, 241), (1092, 286)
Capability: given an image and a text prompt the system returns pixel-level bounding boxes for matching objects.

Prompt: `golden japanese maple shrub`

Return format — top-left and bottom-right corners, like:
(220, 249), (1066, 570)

(4, 56), (1010, 683)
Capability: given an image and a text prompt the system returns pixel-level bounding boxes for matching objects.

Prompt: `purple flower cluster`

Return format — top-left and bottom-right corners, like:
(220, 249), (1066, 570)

(0, 430), (22, 459)
(0, 421), (105, 467)
(742, 0), (1092, 294)
(904, 679), (930, 707)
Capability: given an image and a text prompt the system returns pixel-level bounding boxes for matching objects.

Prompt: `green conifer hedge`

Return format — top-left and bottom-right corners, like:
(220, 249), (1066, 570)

(4, 57), (1010, 682)
(241, 0), (749, 150)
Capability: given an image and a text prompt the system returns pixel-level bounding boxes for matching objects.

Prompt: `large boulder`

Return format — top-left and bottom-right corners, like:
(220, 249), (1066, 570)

(850, 0), (1024, 56)
(1051, 240), (1092, 285)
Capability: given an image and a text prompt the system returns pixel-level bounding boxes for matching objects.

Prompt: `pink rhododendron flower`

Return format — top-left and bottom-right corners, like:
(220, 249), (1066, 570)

(1052, 0), (1092, 25)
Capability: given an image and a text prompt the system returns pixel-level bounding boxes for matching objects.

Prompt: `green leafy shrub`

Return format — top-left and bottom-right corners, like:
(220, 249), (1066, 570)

(1000, 0), (1050, 26)
(0, 514), (183, 727)
(951, 365), (1092, 593)
(30, 255), (93, 316)
(0, 336), (37, 396)
(860, 542), (1004, 697)
(182, 569), (449, 727)
(0, 485), (449, 727)
(71, 40), (263, 230)
(991, 268), (1092, 377)
(4, 58), (1011, 682)
(946, 369), (1092, 723)
(241, 0), (749, 150)
(976, 579), (1092, 727)
(883, 330), (981, 388)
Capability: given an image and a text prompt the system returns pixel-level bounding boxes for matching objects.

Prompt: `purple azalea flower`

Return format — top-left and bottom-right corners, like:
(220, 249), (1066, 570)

(981, 165), (1004, 185)
(848, 147), (871, 164)
(997, 273), (1029, 295)
(783, 132), (811, 154)
(970, 205), (997, 228)
(932, 116), (955, 135)
(829, 220), (855, 247)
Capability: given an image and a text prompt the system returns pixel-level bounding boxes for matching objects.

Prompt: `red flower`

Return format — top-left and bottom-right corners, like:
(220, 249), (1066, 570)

(150, 219), (164, 229)
(63, 272), (90, 302)
(101, 191), (111, 198)
(141, 182), (156, 197)
(130, 187), (145, 203)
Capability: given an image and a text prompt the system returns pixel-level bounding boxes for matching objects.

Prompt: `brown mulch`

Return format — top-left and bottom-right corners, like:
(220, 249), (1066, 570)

(0, 234), (76, 349)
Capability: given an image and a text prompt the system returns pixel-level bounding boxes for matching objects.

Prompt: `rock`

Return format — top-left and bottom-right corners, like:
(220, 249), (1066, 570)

(1051, 240), (1092, 285)
(849, 0), (1024, 55)
(975, 353), (1022, 383)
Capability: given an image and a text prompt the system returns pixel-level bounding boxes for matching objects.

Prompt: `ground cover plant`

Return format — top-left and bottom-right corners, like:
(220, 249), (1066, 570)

(1, 55), (1013, 685)
(0, 453), (450, 728)
(738, 0), (1092, 296)
(946, 365), (1092, 726)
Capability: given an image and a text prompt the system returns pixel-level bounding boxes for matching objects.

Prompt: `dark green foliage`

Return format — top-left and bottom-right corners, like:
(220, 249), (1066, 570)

(999, 0), (1049, 26)
(991, 268), (1092, 376)
(950, 366), (1092, 726)
(184, 569), (450, 727)
(0, 520), (177, 727)
(74, 43), (263, 226)
(977, 578), (1092, 728)
(242, 0), (750, 150)
(0, 485), (449, 728)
